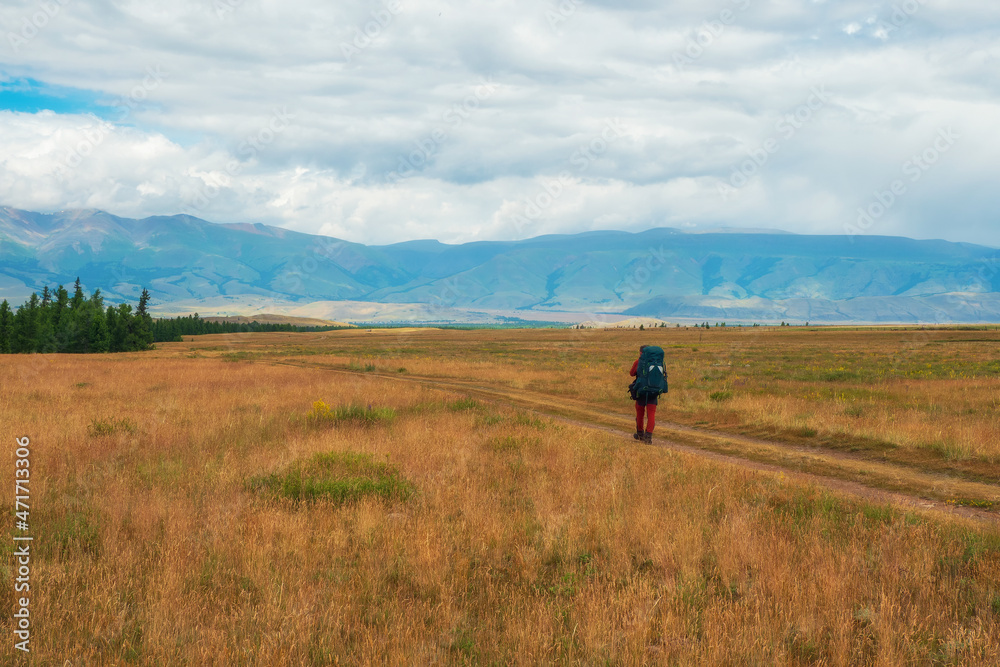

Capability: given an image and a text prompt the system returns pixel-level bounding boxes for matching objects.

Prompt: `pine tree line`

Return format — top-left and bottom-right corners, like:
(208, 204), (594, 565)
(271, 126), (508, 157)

(0, 279), (153, 354)
(151, 314), (347, 342)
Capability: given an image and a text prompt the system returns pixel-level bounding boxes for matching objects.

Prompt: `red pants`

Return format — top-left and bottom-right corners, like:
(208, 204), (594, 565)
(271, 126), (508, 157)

(635, 402), (656, 433)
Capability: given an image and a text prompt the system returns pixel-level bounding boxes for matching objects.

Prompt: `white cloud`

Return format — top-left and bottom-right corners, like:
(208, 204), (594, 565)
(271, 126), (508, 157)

(0, 0), (998, 246)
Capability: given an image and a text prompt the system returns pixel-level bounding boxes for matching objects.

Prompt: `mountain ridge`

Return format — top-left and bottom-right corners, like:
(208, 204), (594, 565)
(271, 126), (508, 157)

(1, 207), (998, 323)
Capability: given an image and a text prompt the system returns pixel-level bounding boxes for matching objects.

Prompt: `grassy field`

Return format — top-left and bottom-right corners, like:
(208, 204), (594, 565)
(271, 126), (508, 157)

(2, 325), (1000, 664)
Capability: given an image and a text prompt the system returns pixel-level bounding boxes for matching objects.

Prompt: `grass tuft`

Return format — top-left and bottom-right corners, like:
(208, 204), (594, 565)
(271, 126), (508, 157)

(447, 397), (480, 411)
(820, 369), (861, 382)
(39, 508), (103, 560)
(843, 403), (867, 418)
(347, 360), (377, 372)
(247, 451), (415, 504)
(220, 351), (260, 362)
(309, 401), (395, 426)
(928, 440), (974, 462)
(88, 417), (138, 437)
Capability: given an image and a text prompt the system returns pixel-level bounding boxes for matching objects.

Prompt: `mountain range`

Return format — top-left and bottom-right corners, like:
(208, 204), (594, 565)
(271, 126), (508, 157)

(1, 206), (999, 323)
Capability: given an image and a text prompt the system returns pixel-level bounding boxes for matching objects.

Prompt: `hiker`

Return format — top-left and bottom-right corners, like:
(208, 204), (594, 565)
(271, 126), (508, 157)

(629, 344), (667, 443)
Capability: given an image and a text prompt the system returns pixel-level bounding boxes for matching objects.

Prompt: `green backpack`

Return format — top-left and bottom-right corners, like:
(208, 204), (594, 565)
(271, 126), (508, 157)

(632, 346), (667, 398)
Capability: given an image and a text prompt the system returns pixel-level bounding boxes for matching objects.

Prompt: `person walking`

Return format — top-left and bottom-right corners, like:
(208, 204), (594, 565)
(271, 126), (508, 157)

(629, 344), (667, 443)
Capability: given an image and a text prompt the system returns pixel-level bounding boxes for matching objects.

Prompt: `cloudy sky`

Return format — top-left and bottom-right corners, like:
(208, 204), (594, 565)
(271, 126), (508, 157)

(1, 0), (998, 246)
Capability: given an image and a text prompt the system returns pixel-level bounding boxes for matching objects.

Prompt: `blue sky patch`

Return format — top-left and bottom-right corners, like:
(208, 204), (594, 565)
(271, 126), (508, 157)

(0, 77), (111, 117)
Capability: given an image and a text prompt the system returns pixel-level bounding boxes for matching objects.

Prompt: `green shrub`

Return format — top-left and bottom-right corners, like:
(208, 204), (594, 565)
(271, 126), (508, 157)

(309, 401), (395, 426)
(88, 417), (138, 437)
(220, 351), (259, 362)
(928, 440), (973, 462)
(347, 360), (377, 372)
(820, 369), (860, 382)
(709, 391), (732, 402)
(447, 397), (480, 412)
(247, 451), (414, 504)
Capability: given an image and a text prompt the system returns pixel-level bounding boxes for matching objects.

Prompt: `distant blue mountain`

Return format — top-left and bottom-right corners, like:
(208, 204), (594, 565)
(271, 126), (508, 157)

(1, 206), (998, 322)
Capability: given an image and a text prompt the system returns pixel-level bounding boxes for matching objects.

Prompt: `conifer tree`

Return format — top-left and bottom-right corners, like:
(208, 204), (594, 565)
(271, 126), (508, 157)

(0, 300), (11, 353)
(36, 291), (58, 352)
(50, 285), (70, 351)
(90, 305), (110, 353)
(105, 305), (120, 352)
(71, 277), (85, 309)
(12, 293), (41, 353)
(134, 288), (154, 350)
(111, 303), (132, 352)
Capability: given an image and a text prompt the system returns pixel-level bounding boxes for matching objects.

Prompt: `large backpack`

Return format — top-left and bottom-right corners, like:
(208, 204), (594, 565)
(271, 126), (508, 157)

(633, 346), (667, 398)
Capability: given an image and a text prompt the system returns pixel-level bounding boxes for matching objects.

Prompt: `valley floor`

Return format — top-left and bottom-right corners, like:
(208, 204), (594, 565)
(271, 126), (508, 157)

(2, 326), (999, 664)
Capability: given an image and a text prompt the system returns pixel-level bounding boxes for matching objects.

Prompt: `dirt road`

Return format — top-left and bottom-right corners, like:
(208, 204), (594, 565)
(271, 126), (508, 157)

(274, 359), (1000, 527)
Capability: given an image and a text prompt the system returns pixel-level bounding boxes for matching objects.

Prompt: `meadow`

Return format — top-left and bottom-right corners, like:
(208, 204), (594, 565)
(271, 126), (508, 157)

(2, 325), (999, 664)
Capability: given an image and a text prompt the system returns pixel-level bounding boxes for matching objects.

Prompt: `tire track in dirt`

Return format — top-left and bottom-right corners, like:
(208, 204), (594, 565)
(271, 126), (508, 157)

(272, 359), (1000, 527)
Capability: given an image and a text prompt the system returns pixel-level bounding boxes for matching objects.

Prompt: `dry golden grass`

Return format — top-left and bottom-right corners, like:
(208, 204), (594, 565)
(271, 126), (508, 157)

(224, 326), (1000, 482)
(1, 326), (999, 664)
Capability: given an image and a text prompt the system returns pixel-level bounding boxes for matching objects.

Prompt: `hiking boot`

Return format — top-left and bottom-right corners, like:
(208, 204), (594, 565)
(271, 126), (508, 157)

(643, 432), (653, 443)
(633, 431), (644, 440)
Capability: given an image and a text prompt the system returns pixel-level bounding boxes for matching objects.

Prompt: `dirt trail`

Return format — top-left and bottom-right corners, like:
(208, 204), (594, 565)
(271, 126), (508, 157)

(272, 359), (1000, 527)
